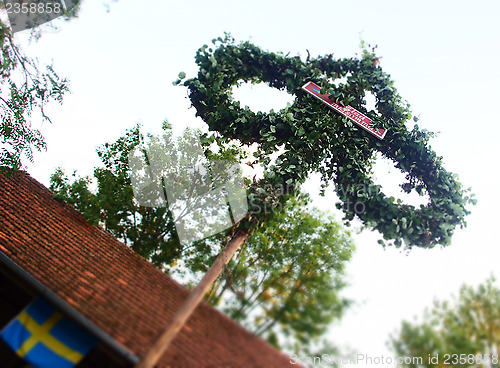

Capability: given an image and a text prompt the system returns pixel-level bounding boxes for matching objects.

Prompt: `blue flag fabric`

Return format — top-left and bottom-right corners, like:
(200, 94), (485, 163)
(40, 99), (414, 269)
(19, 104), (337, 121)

(0, 298), (98, 367)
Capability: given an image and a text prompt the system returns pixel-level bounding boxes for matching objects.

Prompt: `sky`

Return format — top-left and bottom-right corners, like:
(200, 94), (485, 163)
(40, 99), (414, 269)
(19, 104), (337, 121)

(7, 0), (500, 366)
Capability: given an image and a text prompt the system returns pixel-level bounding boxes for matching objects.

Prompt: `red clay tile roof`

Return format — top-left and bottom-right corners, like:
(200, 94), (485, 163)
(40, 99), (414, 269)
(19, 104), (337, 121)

(0, 171), (296, 367)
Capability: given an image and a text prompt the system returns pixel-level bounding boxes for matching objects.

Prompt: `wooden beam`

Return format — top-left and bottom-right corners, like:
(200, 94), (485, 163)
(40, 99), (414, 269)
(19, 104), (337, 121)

(135, 229), (251, 368)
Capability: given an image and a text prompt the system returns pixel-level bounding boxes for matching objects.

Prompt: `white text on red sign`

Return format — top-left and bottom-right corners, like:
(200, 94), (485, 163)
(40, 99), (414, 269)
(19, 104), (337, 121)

(301, 81), (387, 140)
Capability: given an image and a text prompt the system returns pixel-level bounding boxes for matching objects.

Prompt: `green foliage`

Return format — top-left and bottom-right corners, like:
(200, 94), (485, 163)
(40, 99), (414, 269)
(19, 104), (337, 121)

(207, 195), (354, 352)
(390, 276), (500, 368)
(179, 35), (475, 249)
(0, 21), (69, 172)
(50, 124), (186, 268)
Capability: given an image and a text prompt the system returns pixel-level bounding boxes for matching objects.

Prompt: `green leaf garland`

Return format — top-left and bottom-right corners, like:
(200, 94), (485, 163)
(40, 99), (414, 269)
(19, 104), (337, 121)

(177, 35), (475, 249)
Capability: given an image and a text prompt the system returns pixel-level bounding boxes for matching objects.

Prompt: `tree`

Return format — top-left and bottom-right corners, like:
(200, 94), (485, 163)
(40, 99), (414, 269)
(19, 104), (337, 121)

(390, 276), (500, 368)
(207, 195), (354, 352)
(0, 19), (69, 172)
(50, 123), (181, 267)
(50, 122), (248, 271)
(50, 122), (355, 354)
(0, 0), (118, 172)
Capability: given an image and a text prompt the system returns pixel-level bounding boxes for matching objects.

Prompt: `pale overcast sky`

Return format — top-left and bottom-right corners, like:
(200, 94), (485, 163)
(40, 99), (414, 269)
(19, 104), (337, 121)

(9, 0), (500, 366)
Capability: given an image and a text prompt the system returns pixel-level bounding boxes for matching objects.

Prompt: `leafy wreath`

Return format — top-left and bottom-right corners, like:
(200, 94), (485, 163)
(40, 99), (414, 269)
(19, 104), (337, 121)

(176, 35), (475, 249)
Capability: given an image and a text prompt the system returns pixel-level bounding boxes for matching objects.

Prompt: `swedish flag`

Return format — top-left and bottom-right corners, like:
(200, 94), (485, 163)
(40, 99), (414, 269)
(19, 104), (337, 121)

(1, 298), (97, 367)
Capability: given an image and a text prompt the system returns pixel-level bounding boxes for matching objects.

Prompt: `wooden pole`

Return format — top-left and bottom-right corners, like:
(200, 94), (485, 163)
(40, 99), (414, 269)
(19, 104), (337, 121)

(135, 229), (251, 368)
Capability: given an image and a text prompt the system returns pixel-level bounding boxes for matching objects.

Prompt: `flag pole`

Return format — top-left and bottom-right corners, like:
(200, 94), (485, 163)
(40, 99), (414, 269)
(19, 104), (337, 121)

(135, 229), (251, 368)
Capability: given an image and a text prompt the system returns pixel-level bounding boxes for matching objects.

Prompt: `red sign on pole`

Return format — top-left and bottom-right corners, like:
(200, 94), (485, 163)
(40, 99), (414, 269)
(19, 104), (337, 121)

(302, 81), (387, 140)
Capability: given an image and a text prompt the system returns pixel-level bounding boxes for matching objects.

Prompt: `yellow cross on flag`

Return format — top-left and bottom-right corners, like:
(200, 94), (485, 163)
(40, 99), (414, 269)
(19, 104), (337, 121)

(1, 298), (97, 367)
